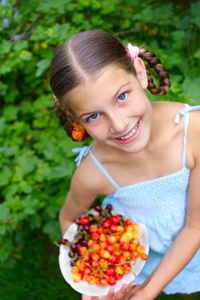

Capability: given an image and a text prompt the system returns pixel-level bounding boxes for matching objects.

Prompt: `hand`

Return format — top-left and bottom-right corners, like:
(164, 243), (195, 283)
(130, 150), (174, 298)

(114, 282), (153, 300)
(82, 288), (114, 300)
(82, 281), (135, 300)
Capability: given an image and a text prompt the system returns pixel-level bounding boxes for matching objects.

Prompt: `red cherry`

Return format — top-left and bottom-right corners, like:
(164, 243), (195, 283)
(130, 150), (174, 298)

(110, 215), (119, 225)
(106, 266), (115, 276)
(103, 219), (111, 228)
(80, 216), (89, 225)
(107, 276), (116, 286)
(140, 253), (149, 260)
(109, 254), (118, 264)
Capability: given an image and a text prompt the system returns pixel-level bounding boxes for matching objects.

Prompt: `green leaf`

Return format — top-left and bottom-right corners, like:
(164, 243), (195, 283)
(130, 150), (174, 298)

(0, 166), (12, 187)
(19, 181), (32, 194)
(3, 105), (19, 121)
(194, 49), (200, 59)
(34, 162), (51, 182)
(17, 150), (39, 176)
(0, 204), (11, 222)
(0, 61), (12, 74)
(181, 77), (200, 105)
(49, 163), (74, 179)
(22, 195), (39, 215)
(0, 40), (12, 54)
(6, 196), (23, 212)
(36, 59), (51, 77)
(43, 220), (61, 241)
(29, 214), (42, 230)
(44, 206), (58, 218)
(19, 50), (32, 61)
(2, 184), (18, 201)
(0, 81), (8, 96)
(2, 146), (16, 157)
(13, 40), (29, 52)
(0, 117), (6, 134)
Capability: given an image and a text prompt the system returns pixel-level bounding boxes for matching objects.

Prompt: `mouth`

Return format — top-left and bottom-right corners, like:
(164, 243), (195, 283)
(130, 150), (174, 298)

(111, 119), (141, 145)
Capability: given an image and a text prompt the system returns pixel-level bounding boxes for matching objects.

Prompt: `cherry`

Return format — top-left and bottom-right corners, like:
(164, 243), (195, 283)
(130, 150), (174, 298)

(76, 243), (82, 253)
(68, 252), (74, 258)
(83, 225), (90, 231)
(105, 204), (112, 211)
(75, 233), (84, 241)
(81, 240), (88, 247)
(88, 213), (94, 222)
(90, 220), (99, 226)
(60, 238), (69, 245)
(70, 260), (76, 267)
(75, 219), (81, 225)
(70, 243), (77, 252)
(93, 204), (102, 212)
(78, 225), (84, 232)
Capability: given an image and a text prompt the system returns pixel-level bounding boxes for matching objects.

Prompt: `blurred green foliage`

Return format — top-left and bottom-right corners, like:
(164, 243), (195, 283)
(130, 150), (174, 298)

(0, 2), (200, 298)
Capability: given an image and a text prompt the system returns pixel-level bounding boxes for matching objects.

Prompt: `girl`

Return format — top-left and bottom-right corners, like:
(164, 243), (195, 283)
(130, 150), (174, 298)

(49, 30), (200, 299)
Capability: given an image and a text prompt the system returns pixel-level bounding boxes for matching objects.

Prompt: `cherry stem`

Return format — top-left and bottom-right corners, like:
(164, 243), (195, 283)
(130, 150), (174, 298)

(53, 241), (60, 248)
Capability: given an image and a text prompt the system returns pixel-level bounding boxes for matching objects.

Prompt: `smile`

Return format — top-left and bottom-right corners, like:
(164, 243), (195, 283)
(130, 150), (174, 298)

(111, 119), (141, 145)
(117, 122), (139, 140)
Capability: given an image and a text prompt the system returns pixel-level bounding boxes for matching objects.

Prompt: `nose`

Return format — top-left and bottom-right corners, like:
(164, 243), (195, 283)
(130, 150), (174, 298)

(108, 109), (129, 133)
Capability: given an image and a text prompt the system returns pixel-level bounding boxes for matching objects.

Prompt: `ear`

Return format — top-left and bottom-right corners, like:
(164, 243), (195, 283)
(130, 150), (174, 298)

(133, 57), (148, 89)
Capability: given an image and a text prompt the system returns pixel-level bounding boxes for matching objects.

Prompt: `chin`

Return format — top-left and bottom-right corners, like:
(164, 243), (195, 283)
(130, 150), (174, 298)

(109, 134), (149, 153)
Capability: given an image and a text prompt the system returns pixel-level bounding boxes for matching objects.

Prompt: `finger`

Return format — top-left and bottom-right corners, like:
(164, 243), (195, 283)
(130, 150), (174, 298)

(104, 288), (115, 300)
(126, 280), (135, 293)
(114, 281), (136, 300)
(114, 283), (128, 300)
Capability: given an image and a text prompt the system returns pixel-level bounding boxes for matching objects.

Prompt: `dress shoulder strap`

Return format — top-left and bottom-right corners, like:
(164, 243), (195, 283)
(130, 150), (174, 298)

(88, 149), (119, 189)
(72, 145), (120, 189)
(175, 104), (200, 167)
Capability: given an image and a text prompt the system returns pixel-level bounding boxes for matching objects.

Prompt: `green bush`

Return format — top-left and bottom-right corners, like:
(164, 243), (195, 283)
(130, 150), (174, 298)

(1, 0), (200, 264)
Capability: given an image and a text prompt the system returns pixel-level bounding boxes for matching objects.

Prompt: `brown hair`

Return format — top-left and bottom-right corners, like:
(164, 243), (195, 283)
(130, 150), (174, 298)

(49, 30), (170, 141)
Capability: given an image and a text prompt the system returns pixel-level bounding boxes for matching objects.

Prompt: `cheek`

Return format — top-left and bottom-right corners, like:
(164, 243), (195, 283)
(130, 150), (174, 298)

(135, 94), (151, 117)
(85, 125), (109, 141)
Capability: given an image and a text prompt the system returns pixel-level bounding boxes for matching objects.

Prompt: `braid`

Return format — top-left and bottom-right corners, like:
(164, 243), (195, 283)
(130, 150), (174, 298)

(139, 47), (170, 96)
(54, 99), (90, 142)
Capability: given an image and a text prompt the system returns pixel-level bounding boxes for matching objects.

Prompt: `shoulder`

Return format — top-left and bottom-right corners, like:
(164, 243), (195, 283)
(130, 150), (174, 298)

(152, 101), (185, 118)
(151, 101), (185, 132)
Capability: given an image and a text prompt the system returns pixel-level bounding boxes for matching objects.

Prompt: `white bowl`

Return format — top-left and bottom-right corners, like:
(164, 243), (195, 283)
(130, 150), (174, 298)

(59, 209), (149, 296)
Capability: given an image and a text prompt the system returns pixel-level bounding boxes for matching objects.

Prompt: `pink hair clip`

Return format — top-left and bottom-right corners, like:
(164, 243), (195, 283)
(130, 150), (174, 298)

(127, 43), (139, 60)
(53, 94), (56, 99)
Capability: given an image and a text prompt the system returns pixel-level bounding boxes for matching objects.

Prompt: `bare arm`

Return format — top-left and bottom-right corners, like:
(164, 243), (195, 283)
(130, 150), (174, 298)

(59, 167), (98, 235)
(58, 152), (99, 235)
(59, 153), (114, 235)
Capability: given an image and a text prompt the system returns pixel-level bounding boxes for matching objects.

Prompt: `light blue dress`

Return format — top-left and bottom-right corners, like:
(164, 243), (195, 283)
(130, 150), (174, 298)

(73, 104), (200, 294)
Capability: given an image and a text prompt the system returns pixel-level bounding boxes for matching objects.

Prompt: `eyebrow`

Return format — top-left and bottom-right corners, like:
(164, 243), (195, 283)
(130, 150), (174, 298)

(78, 82), (131, 119)
(113, 82), (131, 99)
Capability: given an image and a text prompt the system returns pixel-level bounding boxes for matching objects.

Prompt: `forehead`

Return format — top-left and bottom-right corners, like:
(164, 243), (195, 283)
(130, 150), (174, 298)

(66, 64), (134, 116)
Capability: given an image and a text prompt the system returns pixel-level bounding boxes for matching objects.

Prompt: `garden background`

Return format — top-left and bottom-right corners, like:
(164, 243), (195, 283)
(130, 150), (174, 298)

(1, 0), (200, 299)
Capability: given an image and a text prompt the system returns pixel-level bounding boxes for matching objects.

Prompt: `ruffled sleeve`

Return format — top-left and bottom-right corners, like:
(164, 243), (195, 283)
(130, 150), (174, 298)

(72, 145), (91, 167)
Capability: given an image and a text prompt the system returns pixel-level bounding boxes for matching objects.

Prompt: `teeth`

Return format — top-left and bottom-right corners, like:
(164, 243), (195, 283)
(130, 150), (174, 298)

(117, 122), (139, 140)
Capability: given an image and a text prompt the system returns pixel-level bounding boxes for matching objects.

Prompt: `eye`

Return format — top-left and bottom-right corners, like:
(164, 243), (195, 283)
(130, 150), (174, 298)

(117, 92), (127, 102)
(88, 113), (100, 121)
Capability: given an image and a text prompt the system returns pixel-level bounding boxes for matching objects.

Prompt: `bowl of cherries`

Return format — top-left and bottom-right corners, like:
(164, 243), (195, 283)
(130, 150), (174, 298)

(59, 204), (149, 296)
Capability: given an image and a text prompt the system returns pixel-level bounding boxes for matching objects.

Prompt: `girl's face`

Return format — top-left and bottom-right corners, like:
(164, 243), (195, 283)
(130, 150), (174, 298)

(68, 60), (152, 154)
